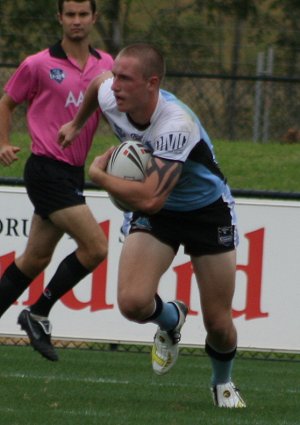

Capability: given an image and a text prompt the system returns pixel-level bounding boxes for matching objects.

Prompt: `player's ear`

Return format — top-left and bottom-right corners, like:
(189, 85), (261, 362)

(92, 11), (98, 24)
(57, 12), (63, 25)
(147, 76), (160, 91)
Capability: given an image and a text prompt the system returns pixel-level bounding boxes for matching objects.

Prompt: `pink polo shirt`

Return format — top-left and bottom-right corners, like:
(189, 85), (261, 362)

(5, 42), (114, 166)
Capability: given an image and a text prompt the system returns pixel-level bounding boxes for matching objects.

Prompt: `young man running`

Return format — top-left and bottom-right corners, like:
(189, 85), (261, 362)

(58, 43), (246, 408)
(0, 0), (113, 361)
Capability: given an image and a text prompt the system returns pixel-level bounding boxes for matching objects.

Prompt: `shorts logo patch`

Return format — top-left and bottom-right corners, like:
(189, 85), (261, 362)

(75, 189), (84, 197)
(50, 68), (65, 84)
(218, 226), (233, 247)
(131, 216), (152, 231)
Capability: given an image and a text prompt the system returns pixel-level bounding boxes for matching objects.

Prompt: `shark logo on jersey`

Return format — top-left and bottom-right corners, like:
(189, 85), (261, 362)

(154, 132), (189, 152)
(50, 68), (65, 84)
(129, 133), (143, 141)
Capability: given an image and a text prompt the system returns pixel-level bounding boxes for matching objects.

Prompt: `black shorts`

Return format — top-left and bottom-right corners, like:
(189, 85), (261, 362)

(24, 154), (86, 219)
(129, 197), (238, 256)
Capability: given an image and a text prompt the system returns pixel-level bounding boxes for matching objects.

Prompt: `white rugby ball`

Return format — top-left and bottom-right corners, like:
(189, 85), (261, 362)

(106, 140), (151, 211)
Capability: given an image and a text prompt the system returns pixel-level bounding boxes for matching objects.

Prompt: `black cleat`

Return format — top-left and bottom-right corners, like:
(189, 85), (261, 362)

(17, 309), (58, 361)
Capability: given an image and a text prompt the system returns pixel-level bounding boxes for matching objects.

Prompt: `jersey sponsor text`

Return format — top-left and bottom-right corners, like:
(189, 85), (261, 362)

(65, 91), (84, 108)
(154, 132), (189, 152)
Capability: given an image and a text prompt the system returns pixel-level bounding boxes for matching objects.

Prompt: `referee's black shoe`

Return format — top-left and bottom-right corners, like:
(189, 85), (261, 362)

(18, 309), (59, 361)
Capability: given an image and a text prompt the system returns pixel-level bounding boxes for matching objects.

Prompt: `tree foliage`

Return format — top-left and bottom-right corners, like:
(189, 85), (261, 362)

(0, 0), (299, 76)
(0, 0), (58, 62)
(271, 0), (300, 76)
(96, 0), (133, 55)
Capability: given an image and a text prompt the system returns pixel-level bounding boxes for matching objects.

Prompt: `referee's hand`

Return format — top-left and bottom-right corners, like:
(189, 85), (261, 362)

(58, 121), (80, 149)
(0, 144), (21, 166)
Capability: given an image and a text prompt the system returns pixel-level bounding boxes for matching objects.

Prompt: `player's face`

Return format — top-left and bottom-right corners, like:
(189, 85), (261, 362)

(111, 56), (153, 120)
(58, 1), (96, 41)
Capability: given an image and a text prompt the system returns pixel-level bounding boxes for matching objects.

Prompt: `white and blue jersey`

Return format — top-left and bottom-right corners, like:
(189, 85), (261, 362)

(98, 78), (234, 212)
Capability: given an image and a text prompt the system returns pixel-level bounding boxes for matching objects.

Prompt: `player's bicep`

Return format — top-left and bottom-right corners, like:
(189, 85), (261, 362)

(145, 156), (182, 198)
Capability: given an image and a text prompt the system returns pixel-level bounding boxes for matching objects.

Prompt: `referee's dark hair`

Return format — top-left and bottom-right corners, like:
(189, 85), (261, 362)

(58, 0), (97, 15)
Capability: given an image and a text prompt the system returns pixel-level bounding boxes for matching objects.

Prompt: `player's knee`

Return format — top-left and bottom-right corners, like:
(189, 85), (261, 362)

(94, 244), (108, 264)
(17, 253), (51, 277)
(86, 241), (108, 269)
(118, 298), (138, 320)
(204, 316), (233, 339)
(118, 293), (148, 322)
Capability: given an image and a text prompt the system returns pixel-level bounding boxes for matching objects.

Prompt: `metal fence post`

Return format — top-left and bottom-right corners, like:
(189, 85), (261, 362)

(253, 52), (264, 143)
(262, 47), (274, 143)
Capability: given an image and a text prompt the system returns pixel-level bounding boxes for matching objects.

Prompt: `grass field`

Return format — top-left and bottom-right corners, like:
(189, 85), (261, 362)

(0, 345), (299, 425)
(1, 134), (300, 424)
(2, 133), (300, 194)
(0, 346), (300, 425)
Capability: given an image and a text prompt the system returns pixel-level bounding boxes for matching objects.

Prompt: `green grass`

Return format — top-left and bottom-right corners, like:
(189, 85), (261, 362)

(214, 140), (300, 193)
(2, 133), (300, 194)
(0, 345), (299, 425)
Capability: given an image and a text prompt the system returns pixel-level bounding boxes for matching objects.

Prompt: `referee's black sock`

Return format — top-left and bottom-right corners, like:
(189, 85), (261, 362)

(30, 252), (90, 317)
(0, 262), (32, 317)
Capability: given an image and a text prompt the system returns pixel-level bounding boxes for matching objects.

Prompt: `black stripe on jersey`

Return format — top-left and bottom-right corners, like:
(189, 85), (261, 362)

(188, 139), (227, 183)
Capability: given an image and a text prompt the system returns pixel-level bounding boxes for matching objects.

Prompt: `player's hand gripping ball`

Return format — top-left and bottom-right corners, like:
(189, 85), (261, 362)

(106, 140), (151, 211)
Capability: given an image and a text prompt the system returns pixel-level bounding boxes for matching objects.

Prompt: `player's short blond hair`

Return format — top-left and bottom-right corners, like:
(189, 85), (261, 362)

(117, 44), (166, 83)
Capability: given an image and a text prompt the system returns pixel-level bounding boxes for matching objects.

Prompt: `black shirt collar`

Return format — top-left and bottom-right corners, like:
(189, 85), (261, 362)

(49, 40), (101, 59)
(126, 113), (151, 130)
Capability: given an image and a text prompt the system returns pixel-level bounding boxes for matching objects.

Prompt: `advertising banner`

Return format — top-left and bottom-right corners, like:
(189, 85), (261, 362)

(0, 187), (299, 352)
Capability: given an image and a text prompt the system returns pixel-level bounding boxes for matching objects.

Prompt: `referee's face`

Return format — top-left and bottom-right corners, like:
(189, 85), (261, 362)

(58, 1), (97, 42)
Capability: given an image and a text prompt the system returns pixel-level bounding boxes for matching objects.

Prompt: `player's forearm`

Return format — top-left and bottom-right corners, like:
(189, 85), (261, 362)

(89, 165), (162, 214)
(72, 83), (99, 130)
(0, 97), (13, 147)
(73, 72), (111, 130)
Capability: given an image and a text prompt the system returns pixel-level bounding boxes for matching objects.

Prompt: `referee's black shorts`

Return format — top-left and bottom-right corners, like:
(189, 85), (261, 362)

(24, 154), (86, 219)
(130, 196), (238, 256)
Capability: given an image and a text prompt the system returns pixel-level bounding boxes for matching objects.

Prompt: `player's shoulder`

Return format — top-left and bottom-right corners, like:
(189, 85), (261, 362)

(98, 73), (113, 93)
(21, 47), (49, 65)
(14, 48), (50, 76)
(157, 91), (195, 129)
(96, 71), (113, 86)
(96, 49), (114, 61)
(93, 48), (114, 65)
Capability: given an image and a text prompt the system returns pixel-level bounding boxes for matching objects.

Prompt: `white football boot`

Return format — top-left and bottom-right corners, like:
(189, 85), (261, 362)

(152, 300), (188, 375)
(211, 381), (246, 408)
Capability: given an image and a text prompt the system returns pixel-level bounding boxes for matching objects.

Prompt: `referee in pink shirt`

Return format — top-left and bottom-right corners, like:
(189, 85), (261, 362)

(0, 0), (114, 361)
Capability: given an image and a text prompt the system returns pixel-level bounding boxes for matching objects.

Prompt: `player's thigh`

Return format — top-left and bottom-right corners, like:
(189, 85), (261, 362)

(16, 213), (63, 272)
(118, 232), (175, 302)
(49, 204), (106, 250)
(191, 250), (236, 318)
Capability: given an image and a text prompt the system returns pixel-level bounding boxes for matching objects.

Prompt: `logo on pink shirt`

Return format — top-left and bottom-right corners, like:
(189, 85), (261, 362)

(50, 68), (65, 84)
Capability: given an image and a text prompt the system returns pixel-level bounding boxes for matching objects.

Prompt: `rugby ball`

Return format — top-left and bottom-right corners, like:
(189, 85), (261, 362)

(106, 141), (151, 211)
